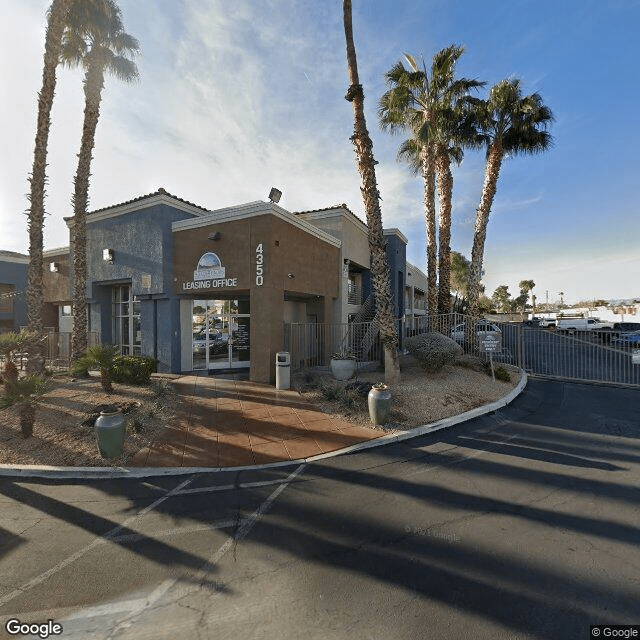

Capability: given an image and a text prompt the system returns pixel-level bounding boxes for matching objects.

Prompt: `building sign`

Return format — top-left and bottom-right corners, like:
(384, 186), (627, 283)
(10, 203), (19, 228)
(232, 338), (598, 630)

(182, 252), (238, 291)
(255, 243), (264, 286)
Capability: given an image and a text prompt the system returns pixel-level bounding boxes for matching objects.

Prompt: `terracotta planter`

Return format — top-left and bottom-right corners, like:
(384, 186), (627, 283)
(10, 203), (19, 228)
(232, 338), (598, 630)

(95, 407), (126, 459)
(330, 358), (356, 381)
(368, 384), (392, 425)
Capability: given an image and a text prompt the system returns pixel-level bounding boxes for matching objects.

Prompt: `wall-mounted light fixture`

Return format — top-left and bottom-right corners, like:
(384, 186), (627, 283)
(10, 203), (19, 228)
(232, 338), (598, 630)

(287, 273), (295, 279)
(268, 187), (282, 203)
(208, 231), (222, 241)
(49, 262), (59, 272)
(103, 249), (114, 264)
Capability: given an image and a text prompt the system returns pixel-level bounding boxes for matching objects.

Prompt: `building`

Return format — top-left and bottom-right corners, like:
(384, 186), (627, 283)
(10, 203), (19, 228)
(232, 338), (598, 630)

(0, 250), (28, 333)
(2, 189), (429, 383)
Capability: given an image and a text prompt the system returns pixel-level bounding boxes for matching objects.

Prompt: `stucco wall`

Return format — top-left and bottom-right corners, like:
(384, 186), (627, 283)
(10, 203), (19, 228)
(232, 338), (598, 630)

(0, 257), (28, 332)
(85, 202), (199, 372)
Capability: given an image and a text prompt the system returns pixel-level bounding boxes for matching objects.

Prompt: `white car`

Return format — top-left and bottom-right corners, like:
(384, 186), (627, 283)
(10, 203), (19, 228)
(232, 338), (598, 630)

(450, 321), (502, 344)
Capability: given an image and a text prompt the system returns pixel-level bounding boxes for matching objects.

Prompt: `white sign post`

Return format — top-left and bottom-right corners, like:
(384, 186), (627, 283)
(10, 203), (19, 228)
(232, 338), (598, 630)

(481, 334), (501, 382)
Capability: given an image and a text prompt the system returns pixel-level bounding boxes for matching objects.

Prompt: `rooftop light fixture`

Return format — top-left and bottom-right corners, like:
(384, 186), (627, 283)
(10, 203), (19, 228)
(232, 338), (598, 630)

(268, 187), (282, 203)
(49, 262), (59, 272)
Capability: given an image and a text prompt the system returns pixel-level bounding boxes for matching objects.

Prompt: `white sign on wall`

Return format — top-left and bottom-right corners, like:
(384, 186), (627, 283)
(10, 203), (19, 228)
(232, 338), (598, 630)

(182, 251), (237, 290)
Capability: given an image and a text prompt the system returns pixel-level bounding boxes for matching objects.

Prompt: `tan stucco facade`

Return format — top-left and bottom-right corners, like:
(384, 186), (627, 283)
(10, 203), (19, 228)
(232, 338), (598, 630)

(173, 204), (340, 383)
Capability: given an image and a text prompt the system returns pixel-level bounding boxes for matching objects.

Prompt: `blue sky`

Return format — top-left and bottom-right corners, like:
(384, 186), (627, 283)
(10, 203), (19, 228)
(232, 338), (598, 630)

(1, 0), (638, 305)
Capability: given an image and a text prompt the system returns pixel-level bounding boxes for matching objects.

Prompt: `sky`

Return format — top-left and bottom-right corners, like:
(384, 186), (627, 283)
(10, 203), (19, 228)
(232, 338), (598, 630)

(1, 0), (639, 306)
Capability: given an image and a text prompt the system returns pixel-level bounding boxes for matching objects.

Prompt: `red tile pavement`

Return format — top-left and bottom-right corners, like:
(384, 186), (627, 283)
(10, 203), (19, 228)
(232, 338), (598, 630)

(128, 374), (383, 469)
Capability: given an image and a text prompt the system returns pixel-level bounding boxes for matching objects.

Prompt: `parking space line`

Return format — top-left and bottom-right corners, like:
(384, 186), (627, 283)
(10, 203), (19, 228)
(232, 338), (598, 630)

(103, 463), (307, 637)
(0, 476), (194, 609)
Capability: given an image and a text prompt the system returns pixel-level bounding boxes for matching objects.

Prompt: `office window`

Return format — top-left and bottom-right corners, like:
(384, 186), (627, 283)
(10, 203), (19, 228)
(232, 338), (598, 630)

(112, 285), (141, 355)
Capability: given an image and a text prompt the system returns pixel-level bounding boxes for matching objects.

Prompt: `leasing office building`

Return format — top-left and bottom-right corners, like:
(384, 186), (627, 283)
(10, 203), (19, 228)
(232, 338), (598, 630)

(2, 189), (427, 383)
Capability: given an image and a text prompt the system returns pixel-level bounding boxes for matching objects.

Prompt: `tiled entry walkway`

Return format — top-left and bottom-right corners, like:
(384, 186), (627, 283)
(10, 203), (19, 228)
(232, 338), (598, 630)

(129, 375), (382, 468)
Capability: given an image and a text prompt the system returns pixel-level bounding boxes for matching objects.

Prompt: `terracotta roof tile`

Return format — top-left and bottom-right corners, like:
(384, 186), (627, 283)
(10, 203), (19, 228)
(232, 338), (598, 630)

(87, 187), (209, 216)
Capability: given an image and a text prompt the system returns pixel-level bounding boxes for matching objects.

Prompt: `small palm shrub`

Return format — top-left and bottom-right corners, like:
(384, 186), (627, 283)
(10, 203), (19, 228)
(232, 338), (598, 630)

(111, 355), (156, 385)
(0, 374), (49, 438)
(0, 331), (35, 385)
(405, 332), (463, 372)
(71, 344), (120, 393)
(494, 366), (511, 382)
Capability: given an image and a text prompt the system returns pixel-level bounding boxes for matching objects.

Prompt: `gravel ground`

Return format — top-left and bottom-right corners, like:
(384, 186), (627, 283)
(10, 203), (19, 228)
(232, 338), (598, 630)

(295, 354), (521, 431)
(0, 356), (520, 467)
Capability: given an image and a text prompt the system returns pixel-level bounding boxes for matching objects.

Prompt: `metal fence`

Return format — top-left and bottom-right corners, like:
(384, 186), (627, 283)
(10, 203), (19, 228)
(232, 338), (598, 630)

(287, 314), (640, 387)
(0, 331), (100, 373)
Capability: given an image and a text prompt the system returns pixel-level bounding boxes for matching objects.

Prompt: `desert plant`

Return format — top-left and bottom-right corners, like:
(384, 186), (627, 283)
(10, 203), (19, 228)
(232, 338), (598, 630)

(70, 344), (119, 393)
(111, 355), (156, 385)
(331, 349), (356, 360)
(405, 332), (462, 372)
(0, 330), (38, 385)
(0, 374), (49, 438)
(494, 366), (511, 382)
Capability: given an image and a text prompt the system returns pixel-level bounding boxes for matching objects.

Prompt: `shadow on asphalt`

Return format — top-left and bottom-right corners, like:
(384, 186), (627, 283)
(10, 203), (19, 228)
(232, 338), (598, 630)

(1, 378), (639, 638)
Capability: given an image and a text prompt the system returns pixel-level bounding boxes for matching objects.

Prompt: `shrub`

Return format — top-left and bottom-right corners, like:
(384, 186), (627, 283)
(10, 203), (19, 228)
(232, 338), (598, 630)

(111, 355), (157, 385)
(494, 366), (511, 382)
(71, 344), (120, 393)
(405, 332), (462, 372)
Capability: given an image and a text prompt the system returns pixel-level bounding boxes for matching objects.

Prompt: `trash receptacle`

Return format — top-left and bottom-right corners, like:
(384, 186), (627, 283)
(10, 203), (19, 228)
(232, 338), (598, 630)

(276, 352), (290, 390)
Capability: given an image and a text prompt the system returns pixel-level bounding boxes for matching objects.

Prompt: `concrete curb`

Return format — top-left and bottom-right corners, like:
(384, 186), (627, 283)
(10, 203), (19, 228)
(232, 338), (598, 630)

(0, 370), (528, 480)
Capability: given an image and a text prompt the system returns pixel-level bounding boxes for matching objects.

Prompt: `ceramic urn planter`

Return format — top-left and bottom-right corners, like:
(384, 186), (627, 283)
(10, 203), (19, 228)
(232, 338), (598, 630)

(95, 406), (126, 459)
(330, 358), (356, 381)
(368, 383), (392, 426)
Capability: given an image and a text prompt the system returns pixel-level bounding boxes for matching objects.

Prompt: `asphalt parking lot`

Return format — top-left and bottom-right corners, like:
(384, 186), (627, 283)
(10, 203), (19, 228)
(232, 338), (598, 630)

(1, 378), (639, 640)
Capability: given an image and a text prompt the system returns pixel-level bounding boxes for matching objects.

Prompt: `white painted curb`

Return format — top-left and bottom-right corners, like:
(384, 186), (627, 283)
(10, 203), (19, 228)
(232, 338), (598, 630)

(0, 371), (528, 480)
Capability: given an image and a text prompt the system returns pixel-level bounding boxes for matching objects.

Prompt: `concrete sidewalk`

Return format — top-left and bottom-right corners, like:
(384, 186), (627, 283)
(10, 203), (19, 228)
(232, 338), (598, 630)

(129, 374), (383, 468)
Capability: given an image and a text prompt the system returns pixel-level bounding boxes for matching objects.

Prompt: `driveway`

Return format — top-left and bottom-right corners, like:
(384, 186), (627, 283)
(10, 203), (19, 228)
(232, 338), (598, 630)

(1, 378), (638, 639)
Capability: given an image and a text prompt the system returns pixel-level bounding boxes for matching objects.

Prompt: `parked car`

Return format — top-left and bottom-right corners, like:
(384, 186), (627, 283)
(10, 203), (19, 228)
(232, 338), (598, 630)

(524, 318), (541, 326)
(612, 331), (640, 349)
(598, 322), (640, 343)
(538, 318), (556, 328)
(450, 321), (502, 344)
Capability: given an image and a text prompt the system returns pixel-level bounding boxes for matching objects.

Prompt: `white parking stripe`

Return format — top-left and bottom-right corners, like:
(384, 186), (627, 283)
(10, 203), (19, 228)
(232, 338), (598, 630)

(0, 477), (193, 608)
(101, 463), (307, 637)
(175, 476), (303, 495)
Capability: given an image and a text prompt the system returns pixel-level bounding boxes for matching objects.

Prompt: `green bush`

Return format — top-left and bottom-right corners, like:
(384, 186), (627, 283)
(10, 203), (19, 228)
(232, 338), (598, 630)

(111, 355), (157, 385)
(494, 366), (511, 382)
(405, 332), (463, 372)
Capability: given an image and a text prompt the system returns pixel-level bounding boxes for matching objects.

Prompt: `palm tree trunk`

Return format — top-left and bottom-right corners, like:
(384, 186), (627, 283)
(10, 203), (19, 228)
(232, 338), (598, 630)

(343, 0), (399, 385)
(468, 140), (504, 321)
(420, 141), (438, 323)
(27, 0), (74, 374)
(435, 146), (454, 323)
(71, 62), (105, 363)
(20, 404), (36, 439)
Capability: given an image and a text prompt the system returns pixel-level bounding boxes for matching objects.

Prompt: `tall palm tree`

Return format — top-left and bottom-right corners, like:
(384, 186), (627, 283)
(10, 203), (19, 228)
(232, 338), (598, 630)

(61, 0), (139, 362)
(467, 79), (553, 321)
(26, 0), (75, 374)
(343, 0), (399, 384)
(379, 47), (484, 322)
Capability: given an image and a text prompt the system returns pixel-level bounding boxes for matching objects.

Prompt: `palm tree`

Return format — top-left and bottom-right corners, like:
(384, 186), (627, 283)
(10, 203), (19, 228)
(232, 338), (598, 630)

(61, 0), (139, 362)
(467, 79), (553, 321)
(26, 0), (75, 374)
(71, 344), (119, 393)
(518, 279), (536, 315)
(1, 375), (49, 438)
(343, 0), (399, 384)
(379, 47), (484, 322)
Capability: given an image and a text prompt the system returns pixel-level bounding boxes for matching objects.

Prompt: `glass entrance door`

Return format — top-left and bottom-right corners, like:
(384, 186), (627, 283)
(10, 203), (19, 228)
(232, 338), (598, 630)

(192, 299), (250, 370)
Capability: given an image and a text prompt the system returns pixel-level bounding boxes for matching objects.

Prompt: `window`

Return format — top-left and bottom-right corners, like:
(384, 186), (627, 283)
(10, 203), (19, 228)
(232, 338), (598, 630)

(61, 305), (72, 316)
(112, 285), (141, 355)
(0, 284), (15, 313)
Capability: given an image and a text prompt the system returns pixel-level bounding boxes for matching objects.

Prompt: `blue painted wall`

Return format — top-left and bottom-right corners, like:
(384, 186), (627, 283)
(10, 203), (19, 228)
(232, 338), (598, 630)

(0, 257), (28, 332)
(86, 203), (198, 372)
(384, 233), (407, 318)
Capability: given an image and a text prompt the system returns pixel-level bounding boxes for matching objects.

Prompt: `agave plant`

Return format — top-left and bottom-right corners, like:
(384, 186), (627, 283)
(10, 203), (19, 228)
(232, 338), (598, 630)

(0, 374), (49, 438)
(70, 344), (120, 393)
